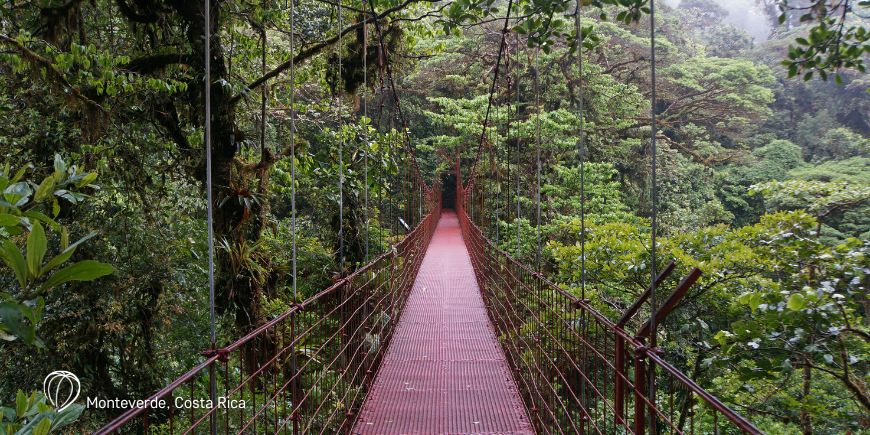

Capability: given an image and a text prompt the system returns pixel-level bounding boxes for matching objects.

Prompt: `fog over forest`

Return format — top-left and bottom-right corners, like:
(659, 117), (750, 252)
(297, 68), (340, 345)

(664, 0), (772, 40)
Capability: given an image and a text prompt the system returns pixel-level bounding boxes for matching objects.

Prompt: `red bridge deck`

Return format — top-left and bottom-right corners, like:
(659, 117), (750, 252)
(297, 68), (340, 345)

(353, 211), (533, 434)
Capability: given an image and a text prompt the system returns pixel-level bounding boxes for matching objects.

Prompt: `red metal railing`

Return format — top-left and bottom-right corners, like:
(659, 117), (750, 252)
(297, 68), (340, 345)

(95, 183), (440, 434)
(456, 178), (762, 435)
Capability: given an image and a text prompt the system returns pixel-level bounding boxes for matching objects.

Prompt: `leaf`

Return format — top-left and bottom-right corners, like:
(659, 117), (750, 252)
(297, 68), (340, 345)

(51, 404), (84, 429)
(40, 232), (97, 274)
(15, 391), (27, 418)
(26, 222), (47, 279)
(31, 417), (51, 435)
(33, 177), (55, 202)
(75, 172), (97, 188)
(0, 213), (21, 228)
(0, 302), (37, 345)
(39, 260), (114, 292)
(1, 240), (28, 287)
(22, 211), (59, 232)
(53, 154), (67, 177)
(738, 292), (763, 312)
(787, 293), (807, 311)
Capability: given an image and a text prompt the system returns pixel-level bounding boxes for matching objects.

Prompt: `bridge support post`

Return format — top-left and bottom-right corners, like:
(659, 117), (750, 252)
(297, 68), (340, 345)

(634, 347), (648, 435)
(615, 334), (626, 428)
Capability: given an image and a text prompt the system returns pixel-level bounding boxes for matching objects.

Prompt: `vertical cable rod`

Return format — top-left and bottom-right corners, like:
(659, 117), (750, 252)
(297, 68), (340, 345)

(204, 0), (216, 354)
(289, 0), (297, 303)
(288, 0), (299, 429)
(261, 23), (267, 159)
(515, 33), (521, 258)
(575, 0), (586, 299)
(648, 1), (659, 431)
(363, 14), (370, 261)
(203, 2), (217, 433)
(337, 0), (345, 270)
(534, 48), (542, 273)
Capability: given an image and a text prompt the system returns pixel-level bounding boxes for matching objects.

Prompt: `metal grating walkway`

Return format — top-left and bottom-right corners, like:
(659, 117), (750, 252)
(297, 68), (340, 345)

(353, 211), (533, 435)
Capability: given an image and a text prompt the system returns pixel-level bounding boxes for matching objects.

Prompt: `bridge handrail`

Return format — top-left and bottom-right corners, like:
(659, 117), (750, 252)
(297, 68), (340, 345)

(455, 189), (761, 434)
(95, 187), (442, 434)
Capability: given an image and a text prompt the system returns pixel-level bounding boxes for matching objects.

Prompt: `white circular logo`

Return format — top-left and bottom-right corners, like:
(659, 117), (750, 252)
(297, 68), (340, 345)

(43, 371), (80, 412)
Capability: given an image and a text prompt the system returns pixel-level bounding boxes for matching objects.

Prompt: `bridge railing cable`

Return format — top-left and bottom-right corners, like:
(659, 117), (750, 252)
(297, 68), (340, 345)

(95, 187), (441, 435)
(455, 181), (761, 435)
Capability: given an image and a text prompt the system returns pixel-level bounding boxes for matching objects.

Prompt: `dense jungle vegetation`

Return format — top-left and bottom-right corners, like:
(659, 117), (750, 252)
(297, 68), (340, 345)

(1, 0), (868, 433)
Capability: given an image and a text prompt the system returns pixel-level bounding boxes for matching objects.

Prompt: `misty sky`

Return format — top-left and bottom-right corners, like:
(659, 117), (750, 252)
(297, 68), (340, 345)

(663, 0), (772, 41)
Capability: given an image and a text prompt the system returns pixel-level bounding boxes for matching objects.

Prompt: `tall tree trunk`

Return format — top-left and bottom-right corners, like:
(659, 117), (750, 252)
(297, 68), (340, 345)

(800, 355), (813, 435)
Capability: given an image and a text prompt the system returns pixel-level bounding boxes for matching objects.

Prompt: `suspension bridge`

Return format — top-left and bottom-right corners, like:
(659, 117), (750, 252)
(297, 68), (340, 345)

(93, 179), (760, 434)
(93, 0), (765, 433)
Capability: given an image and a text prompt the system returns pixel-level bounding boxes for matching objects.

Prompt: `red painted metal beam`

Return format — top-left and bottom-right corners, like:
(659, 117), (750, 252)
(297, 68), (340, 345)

(637, 267), (703, 339)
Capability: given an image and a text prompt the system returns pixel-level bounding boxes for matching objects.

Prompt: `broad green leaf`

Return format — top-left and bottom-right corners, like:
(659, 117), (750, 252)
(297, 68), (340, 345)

(33, 177), (55, 202)
(75, 172), (97, 188)
(26, 222), (47, 278)
(787, 293), (807, 311)
(1, 240), (27, 287)
(22, 211), (59, 232)
(27, 416), (51, 435)
(11, 165), (28, 183)
(14, 391), (27, 418)
(53, 154), (67, 177)
(50, 404), (84, 429)
(0, 302), (35, 345)
(40, 232), (97, 274)
(0, 213), (20, 228)
(39, 260), (114, 292)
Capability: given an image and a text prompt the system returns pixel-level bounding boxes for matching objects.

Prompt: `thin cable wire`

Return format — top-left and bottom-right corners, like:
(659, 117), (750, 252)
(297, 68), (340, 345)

(288, 2), (299, 426)
(575, 0), (586, 300)
(261, 24), (267, 159)
(364, 0), (425, 181)
(337, 0), (345, 270)
(648, 1), (659, 430)
(363, 15), (370, 261)
(505, 43), (512, 248)
(494, 102), (500, 244)
(203, 2), (217, 433)
(289, 0), (297, 303)
(204, 0), (215, 350)
(466, 0), (514, 185)
(515, 33), (521, 258)
(534, 48), (542, 273)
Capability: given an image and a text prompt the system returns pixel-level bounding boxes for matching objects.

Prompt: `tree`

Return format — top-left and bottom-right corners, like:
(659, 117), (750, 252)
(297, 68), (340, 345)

(0, 156), (113, 434)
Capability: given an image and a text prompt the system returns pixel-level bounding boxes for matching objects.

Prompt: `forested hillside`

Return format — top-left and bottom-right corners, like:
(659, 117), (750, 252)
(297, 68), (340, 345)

(1, 0), (867, 433)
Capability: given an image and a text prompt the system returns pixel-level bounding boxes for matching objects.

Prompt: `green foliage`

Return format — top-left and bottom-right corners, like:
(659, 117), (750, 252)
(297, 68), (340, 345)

(0, 156), (111, 433)
(662, 56), (776, 137)
(0, 156), (113, 347)
(0, 390), (83, 435)
(751, 179), (870, 221)
(0, 0), (866, 432)
(778, 0), (870, 82)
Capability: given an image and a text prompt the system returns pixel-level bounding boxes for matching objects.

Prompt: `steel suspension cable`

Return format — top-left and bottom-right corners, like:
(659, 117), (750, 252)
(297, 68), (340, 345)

(515, 33), (521, 258)
(337, 0), (345, 271)
(288, 0), (297, 305)
(261, 23), (267, 162)
(203, 1), (217, 433)
(203, 0), (215, 353)
(363, 15), (370, 261)
(494, 102), (500, 244)
(575, 0), (586, 299)
(504, 40), (511, 241)
(465, 0), (514, 186)
(648, 1), (659, 429)
(288, 1), (299, 429)
(534, 48), (542, 273)
(364, 0), (426, 183)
